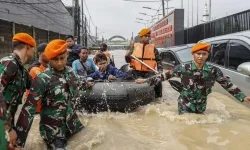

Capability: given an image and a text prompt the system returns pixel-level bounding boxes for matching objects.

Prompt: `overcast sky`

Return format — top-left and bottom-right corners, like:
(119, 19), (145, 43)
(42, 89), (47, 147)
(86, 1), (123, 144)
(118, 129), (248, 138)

(61, 0), (250, 40)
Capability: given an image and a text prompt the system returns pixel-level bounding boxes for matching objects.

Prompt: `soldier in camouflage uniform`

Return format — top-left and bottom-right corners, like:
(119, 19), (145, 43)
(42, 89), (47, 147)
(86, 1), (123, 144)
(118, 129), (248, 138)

(0, 33), (36, 150)
(125, 28), (163, 97)
(136, 43), (250, 114)
(15, 39), (92, 150)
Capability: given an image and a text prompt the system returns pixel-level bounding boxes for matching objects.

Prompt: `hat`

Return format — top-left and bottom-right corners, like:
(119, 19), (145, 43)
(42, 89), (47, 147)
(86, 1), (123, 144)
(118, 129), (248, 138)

(191, 43), (211, 53)
(44, 39), (67, 59)
(37, 43), (47, 53)
(12, 33), (36, 47)
(139, 28), (151, 37)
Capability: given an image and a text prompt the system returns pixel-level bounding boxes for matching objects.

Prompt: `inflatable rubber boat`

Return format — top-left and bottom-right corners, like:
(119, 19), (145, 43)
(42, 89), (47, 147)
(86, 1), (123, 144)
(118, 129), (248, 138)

(77, 65), (156, 113)
(77, 79), (155, 113)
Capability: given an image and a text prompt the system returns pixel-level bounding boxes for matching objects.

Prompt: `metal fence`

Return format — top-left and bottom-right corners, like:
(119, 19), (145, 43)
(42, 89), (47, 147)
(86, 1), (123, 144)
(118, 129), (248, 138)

(0, 19), (68, 58)
(182, 9), (250, 44)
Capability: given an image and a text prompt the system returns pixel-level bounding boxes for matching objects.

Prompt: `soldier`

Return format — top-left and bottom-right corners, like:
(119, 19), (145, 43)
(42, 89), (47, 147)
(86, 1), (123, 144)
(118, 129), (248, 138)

(125, 28), (163, 97)
(136, 42), (250, 114)
(0, 33), (35, 149)
(15, 39), (92, 150)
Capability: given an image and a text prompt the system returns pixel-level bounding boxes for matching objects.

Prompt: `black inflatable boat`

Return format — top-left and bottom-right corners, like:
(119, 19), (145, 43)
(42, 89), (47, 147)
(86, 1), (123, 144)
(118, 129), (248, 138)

(77, 79), (155, 113)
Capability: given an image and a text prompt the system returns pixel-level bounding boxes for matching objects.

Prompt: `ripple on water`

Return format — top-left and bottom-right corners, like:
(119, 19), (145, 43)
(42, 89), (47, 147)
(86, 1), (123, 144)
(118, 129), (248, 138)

(137, 96), (232, 125)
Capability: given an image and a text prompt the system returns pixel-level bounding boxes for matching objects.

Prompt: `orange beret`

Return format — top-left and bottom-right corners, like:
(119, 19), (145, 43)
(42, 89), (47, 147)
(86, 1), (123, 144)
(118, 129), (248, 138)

(139, 28), (151, 37)
(44, 39), (67, 59)
(191, 43), (211, 53)
(12, 33), (36, 47)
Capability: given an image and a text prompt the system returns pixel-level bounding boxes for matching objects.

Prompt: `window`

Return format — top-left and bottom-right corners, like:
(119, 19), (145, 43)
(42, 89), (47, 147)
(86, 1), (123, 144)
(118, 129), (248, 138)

(162, 52), (177, 65)
(176, 48), (193, 63)
(228, 42), (250, 70)
(210, 43), (227, 66)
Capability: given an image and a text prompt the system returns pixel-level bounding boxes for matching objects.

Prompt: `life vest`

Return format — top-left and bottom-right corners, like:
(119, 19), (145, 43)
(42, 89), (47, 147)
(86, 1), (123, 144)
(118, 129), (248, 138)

(130, 43), (156, 72)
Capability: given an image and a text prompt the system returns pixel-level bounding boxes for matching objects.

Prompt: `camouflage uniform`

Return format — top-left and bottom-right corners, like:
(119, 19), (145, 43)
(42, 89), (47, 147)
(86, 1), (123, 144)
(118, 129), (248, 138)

(125, 44), (163, 97)
(0, 53), (31, 149)
(15, 66), (87, 148)
(147, 61), (247, 114)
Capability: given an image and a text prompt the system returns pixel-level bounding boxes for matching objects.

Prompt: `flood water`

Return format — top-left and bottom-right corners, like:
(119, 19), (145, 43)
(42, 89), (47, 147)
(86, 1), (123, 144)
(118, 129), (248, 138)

(24, 50), (250, 150)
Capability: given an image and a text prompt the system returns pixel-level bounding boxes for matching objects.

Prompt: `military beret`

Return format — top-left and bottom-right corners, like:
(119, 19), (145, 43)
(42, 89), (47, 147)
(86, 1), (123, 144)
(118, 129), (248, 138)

(191, 43), (211, 53)
(139, 28), (151, 37)
(12, 33), (36, 47)
(44, 39), (67, 59)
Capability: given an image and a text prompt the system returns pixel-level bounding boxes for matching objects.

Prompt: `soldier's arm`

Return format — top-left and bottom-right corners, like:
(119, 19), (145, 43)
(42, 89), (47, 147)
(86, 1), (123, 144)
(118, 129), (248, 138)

(215, 67), (246, 102)
(0, 61), (18, 132)
(0, 64), (7, 121)
(154, 48), (163, 72)
(15, 76), (46, 147)
(146, 65), (183, 86)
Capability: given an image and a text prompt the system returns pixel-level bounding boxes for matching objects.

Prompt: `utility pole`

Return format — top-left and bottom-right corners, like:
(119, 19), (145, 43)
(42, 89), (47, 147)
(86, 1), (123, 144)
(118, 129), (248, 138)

(187, 0), (189, 28)
(73, 0), (80, 43)
(181, 0), (183, 9)
(162, 0), (165, 17)
(209, 0), (211, 21)
(197, 0), (198, 25)
(81, 0), (84, 46)
(192, 0), (194, 27)
(89, 16), (91, 34)
(84, 16), (88, 47)
(95, 26), (97, 43)
(72, 0), (75, 37)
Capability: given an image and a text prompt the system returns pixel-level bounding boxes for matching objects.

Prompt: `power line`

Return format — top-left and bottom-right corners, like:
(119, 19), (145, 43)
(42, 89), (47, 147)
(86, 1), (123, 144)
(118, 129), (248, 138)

(20, 0), (72, 30)
(123, 0), (160, 2)
(83, 0), (96, 27)
(0, 0), (60, 4)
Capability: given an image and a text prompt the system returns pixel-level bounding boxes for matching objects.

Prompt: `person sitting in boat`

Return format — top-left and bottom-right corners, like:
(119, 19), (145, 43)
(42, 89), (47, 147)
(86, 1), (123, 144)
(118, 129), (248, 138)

(72, 47), (97, 76)
(95, 43), (115, 66)
(135, 42), (250, 115)
(88, 53), (127, 80)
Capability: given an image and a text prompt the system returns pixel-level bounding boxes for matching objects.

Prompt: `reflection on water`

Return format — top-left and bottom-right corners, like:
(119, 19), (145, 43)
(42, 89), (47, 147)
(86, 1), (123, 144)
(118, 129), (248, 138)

(24, 50), (250, 150)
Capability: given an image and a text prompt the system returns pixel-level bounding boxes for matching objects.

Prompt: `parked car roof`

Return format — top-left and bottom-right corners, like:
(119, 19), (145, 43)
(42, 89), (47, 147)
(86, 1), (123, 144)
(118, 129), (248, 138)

(200, 30), (250, 43)
(158, 43), (195, 53)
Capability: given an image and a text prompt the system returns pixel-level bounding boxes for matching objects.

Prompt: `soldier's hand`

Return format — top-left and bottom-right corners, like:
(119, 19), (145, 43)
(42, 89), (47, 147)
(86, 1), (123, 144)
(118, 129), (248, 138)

(67, 48), (72, 52)
(8, 129), (17, 147)
(135, 78), (147, 84)
(243, 96), (250, 103)
(130, 40), (134, 47)
(125, 51), (131, 57)
(108, 75), (116, 80)
(87, 82), (94, 87)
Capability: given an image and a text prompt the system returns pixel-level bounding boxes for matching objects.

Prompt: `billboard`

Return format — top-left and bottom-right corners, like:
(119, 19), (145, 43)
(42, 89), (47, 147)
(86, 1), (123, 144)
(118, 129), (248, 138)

(150, 9), (184, 48)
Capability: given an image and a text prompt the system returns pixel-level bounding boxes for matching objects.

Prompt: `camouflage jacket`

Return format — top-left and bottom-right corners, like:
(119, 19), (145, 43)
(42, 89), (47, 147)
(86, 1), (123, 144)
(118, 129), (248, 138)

(147, 61), (246, 114)
(15, 66), (87, 147)
(125, 44), (163, 72)
(0, 53), (31, 131)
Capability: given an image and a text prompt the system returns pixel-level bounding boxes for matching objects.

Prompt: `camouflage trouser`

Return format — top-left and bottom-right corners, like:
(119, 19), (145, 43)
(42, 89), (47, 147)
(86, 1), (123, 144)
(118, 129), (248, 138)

(40, 118), (83, 150)
(177, 96), (206, 115)
(0, 120), (7, 150)
(133, 70), (162, 98)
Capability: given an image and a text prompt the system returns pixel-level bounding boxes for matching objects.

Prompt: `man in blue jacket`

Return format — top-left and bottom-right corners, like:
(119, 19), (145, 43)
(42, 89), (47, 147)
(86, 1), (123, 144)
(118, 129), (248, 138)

(88, 53), (127, 80)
